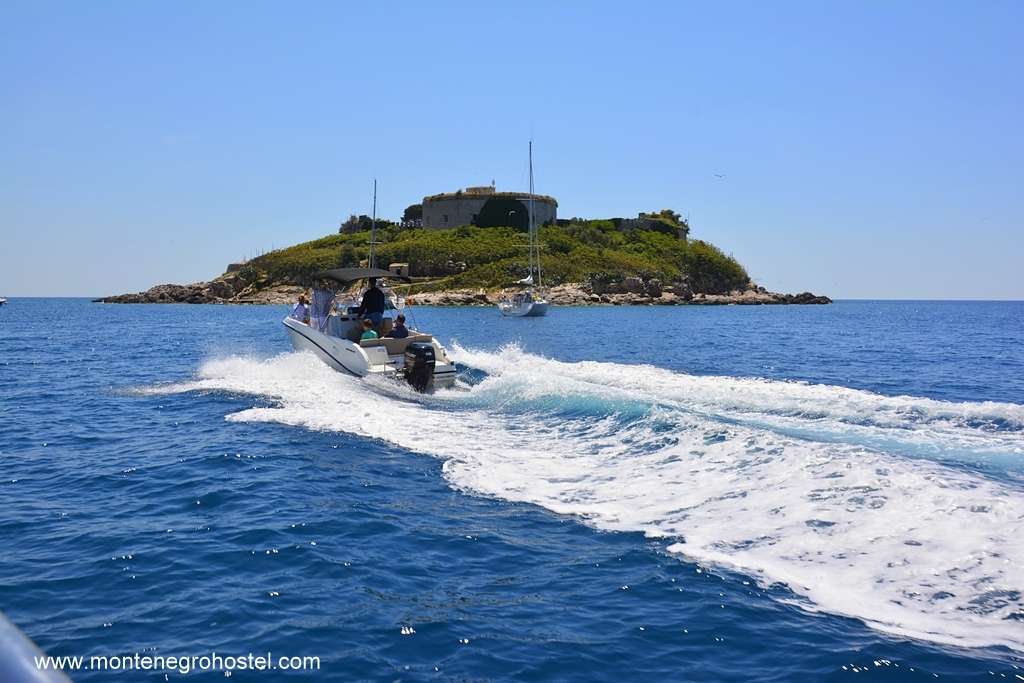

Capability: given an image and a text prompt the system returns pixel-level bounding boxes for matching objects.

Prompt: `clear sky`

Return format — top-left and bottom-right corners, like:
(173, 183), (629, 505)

(2, 1), (1021, 298)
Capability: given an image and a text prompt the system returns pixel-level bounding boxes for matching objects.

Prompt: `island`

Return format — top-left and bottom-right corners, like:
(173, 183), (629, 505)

(98, 210), (830, 306)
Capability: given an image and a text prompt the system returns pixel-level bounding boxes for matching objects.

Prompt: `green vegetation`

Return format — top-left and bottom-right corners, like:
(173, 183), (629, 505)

(402, 204), (422, 222)
(637, 209), (690, 239)
(242, 216), (750, 294)
(338, 214), (398, 235)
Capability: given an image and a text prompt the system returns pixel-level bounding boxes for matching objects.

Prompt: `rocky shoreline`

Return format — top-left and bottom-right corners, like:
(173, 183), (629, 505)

(97, 274), (830, 307)
(408, 284), (831, 306)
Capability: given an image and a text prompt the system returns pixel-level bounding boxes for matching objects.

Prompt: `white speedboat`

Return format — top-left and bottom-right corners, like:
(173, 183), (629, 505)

(0, 298), (7, 305)
(283, 268), (457, 392)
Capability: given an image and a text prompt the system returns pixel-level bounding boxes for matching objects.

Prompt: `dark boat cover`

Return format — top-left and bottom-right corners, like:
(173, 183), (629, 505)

(310, 268), (411, 284)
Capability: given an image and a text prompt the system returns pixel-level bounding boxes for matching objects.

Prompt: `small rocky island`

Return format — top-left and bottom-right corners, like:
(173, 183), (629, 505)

(98, 209), (830, 306)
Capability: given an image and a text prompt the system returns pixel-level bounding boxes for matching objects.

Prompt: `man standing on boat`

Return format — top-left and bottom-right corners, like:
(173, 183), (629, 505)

(356, 277), (386, 326)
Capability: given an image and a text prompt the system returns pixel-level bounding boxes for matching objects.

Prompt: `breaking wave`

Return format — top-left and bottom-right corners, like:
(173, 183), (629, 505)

(148, 345), (1024, 652)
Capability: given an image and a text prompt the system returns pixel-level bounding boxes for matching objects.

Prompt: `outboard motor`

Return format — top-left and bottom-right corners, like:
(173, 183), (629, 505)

(404, 342), (436, 392)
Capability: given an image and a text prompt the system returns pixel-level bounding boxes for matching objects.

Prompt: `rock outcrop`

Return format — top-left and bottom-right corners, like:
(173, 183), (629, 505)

(406, 290), (492, 307)
(96, 275), (305, 305)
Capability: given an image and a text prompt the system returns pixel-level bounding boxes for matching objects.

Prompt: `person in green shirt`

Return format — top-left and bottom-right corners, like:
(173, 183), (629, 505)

(360, 319), (378, 341)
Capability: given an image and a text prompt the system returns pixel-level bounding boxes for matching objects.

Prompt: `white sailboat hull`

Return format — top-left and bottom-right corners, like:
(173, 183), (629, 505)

(497, 298), (549, 317)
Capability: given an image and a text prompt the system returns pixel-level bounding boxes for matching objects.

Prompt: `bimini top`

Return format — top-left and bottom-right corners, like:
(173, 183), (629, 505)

(310, 267), (411, 284)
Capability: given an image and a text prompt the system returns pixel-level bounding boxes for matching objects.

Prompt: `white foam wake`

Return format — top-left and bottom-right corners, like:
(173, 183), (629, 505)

(152, 348), (1024, 652)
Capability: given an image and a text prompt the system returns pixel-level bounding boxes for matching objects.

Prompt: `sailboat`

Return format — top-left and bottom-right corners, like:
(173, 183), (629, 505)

(497, 142), (549, 317)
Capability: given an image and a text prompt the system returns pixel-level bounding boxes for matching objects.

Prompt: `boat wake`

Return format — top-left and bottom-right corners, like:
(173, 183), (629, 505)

(147, 345), (1024, 653)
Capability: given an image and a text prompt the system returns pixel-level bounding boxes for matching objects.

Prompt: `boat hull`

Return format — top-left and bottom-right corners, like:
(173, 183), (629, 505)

(282, 316), (457, 390)
(498, 300), (549, 317)
(283, 317), (370, 376)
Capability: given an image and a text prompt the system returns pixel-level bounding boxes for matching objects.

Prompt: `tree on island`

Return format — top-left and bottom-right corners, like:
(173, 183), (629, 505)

(339, 214), (397, 235)
(402, 204), (423, 222)
(338, 244), (359, 267)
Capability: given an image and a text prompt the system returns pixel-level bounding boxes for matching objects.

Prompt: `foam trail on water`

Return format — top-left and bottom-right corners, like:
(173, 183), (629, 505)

(451, 344), (1024, 469)
(153, 348), (1024, 653)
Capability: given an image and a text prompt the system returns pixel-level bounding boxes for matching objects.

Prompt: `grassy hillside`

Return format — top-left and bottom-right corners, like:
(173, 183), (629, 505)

(240, 218), (751, 295)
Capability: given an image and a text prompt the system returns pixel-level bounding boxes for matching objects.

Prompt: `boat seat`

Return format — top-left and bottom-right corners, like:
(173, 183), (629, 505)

(346, 317), (394, 342)
(344, 321), (364, 342)
(359, 334), (433, 356)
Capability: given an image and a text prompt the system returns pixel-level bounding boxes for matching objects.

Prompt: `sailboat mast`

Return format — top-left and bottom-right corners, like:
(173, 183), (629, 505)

(528, 141), (537, 286)
(370, 179), (377, 269)
(529, 141), (541, 289)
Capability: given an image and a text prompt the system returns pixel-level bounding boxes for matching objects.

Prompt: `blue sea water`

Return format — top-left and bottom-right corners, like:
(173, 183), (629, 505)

(1, 298), (1023, 681)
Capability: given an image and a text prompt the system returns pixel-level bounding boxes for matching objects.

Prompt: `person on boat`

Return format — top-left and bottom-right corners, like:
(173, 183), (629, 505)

(384, 314), (409, 338)
(355, 278), (386, 326)
(360, 319), (378, 341)
(290, 295), (310, 324)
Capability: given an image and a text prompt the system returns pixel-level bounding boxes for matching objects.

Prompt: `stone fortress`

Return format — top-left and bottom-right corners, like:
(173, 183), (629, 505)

(420, 185), (557, 230)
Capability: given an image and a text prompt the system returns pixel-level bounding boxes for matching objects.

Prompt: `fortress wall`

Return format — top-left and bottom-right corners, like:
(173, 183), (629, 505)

(422, 197), (486, 228)
(423, 195), (557, 229)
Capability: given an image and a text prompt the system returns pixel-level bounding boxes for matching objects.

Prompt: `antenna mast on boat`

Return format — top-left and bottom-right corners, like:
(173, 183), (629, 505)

(369, 178), (377, 269)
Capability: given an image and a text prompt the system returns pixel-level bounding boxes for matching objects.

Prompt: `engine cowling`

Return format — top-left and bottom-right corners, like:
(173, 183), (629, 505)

(404, 342), (436, 392)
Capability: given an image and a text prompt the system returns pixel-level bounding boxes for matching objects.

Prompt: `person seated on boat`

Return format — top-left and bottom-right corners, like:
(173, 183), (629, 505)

(384, 314), (409, 338)
(360, 319), (379, 341)
(290, 294), (310, 324)
(355, 278), (386, 326)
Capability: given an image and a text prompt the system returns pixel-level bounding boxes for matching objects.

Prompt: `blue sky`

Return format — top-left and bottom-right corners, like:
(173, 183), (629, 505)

(2, 1), (1021, 298)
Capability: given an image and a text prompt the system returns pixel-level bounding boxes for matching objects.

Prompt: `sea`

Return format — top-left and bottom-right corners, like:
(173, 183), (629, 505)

(1, 298), (1022, 681)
